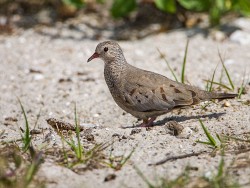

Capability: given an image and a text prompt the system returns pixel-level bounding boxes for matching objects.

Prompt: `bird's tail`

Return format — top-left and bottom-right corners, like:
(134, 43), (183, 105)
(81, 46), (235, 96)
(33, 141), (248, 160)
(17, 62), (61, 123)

(206, 92), (237, 100)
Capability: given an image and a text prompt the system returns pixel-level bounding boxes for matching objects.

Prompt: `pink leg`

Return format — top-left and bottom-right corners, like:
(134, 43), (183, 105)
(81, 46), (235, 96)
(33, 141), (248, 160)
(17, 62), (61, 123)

(137, 117), (157, 127)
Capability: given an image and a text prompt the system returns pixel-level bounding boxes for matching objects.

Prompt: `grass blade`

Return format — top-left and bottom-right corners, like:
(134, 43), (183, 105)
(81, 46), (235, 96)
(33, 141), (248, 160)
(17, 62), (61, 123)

(197, 141), (215, 146)
(25, 150), (43, 186)
(181, 39), (189, 83)
(134, 165), (155, 188)
(218, 49), (235, 90)
(238, 71), (247, 99)
(216, 158), (224, 178)
(208, 64), (219, 92)
(121, 148), (135, 166)
(203, 80), (232, 91)
(17, 98), (31, 152)
(74, 103), (82, 161)
(33, 108), (41, 130)
(198, 119), (217, 147)
(157, 48), (179, 82)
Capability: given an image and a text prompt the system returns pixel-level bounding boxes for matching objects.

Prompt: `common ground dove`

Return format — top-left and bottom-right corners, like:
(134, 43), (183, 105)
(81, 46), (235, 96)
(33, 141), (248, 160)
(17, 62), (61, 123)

(87, 41), (237, 127)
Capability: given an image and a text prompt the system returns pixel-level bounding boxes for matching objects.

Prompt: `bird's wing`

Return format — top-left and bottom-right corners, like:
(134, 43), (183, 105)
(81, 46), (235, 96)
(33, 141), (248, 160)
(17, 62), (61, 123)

(121, 69), (198, 112)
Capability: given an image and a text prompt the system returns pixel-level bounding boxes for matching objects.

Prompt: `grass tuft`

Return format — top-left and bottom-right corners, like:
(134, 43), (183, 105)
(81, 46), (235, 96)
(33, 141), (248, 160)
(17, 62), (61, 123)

(0, 144), (44, 188)
(104, 146), (135, 170)
(57, 104), (109, 169)
(135, 165), (190, 188)
(197, 119), (219, 148)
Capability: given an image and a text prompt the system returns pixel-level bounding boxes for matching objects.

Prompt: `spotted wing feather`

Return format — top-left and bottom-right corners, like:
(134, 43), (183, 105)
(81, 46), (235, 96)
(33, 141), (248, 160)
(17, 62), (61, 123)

(121, 68), (198, 112)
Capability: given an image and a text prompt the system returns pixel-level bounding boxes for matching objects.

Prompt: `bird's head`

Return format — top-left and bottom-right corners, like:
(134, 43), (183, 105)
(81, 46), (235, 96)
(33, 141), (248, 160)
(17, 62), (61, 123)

(87, 41), (124, 63)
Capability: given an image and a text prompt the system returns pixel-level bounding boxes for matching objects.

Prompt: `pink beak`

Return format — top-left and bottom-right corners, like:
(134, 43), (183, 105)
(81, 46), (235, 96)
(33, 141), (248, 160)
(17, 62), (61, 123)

(87, 52), (99, 62)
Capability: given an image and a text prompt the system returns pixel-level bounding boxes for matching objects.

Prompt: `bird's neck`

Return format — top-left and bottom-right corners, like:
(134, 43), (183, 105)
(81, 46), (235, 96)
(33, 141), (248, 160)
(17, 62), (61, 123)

(104, 59), (127, 87)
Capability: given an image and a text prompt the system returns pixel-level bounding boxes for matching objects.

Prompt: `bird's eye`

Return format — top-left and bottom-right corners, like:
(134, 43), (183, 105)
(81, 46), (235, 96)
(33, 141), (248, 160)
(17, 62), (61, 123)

(104, 47), (108, 52)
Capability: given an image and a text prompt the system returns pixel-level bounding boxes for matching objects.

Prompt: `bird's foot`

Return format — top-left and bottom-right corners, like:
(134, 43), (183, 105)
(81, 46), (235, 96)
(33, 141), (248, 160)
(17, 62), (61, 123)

(136, 117), (156, 127)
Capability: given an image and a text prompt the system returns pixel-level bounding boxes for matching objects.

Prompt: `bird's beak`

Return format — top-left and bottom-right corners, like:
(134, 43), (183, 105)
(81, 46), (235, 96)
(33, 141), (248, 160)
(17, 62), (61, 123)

(87, 52), (99, 62)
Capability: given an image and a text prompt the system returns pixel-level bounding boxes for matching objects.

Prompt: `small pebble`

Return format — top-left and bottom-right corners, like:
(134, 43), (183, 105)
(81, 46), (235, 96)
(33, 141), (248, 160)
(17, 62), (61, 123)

(80, 123), (98, 128)
(130, 128), (141, 135)
(4, 117), (18, 122)
(165, 121), (184, 136)
(85, 134), (95, 142)
(211, 30), (226, 42)
(178, 127), (193, 139)
(33, 74), (44, 81)
(104, 174), (116, 182)
(112, 133), (120, 137)
(223, 101), (231, 107)
(30, 129), (42, 135)
(230, 30), (250, 45)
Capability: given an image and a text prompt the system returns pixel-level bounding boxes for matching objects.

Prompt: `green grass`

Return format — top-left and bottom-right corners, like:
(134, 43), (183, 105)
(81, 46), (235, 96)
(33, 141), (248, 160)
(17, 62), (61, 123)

(204, 157), (240, 188)
(181, 39), (189, 84)
(60, 104), (83, 164)
(135, 165), (191, 188)
(157, 48), (179, 82)
(204, 50), (237, 93)
(58, 104), (108, 169)
(197, 119), (220, 149)
(203, 80), (233, 91)
(206, 64), (219, 92)
(237, 71), (248, 99)
(64, 103), (83, 162)
(104, 146), (135, 170)
(218, 50), (235, 91)
(0, 144), (44, 188)
(134, 165), (155, 188)
(157, 39), (189, 83)
(17, 98), (32, 152)
(136, 158), (240, 188)
(24, 148), (43, 187)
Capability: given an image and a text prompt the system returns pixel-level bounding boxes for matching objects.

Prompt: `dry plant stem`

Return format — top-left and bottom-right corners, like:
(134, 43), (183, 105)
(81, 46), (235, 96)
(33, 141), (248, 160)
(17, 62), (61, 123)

(149, 150), (207, 166)
(46, 118), (84, 131)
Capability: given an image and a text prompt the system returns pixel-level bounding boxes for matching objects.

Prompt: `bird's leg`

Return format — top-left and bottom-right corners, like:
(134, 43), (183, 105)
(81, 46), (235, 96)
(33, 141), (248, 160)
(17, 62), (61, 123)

(137, 117), (157, 127)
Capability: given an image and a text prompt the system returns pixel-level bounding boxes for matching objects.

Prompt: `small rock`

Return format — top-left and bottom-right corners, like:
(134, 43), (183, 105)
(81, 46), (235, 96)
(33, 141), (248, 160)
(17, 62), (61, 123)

(130, 128), (141, 135)
(121, 135), (127, 139)
(223, 101), (231, 107)
(230, 30), (250, 45)
(58, 78), (72, 83)
(166, 121), (184, 136)
(233, 18), (250, 32)
(211, 30), (226, 42)
(104, 174), (116, 182)
(29, 69), (42, 73)
(178, 127), (193, 139)
(33, 74), (44, 81)
(30, 129), (42, 135)
(80, 123), (98, 128)
(85, 134), (95, 142)
(112, 133), (120, 137)
(4, 117), (18, 122)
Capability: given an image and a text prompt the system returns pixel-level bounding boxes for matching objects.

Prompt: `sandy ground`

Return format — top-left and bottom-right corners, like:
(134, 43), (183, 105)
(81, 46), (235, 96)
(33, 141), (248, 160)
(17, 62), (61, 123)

(1, 18), (250, 188)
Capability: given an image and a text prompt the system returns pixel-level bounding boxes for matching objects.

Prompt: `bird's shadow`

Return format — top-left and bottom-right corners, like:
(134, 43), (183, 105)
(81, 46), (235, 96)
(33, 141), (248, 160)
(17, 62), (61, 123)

(121, 112), (225, 129)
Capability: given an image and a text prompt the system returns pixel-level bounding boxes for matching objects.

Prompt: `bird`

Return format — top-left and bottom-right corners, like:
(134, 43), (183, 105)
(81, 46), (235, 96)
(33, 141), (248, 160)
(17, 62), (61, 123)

(87, 41), (237, 127)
